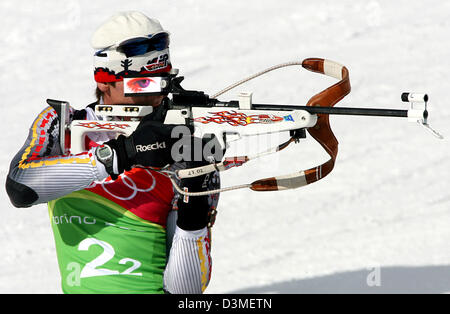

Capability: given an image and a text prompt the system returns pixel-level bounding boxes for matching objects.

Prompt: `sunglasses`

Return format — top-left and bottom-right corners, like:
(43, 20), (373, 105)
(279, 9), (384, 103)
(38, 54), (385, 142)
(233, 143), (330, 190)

(95, 32), (170, 58)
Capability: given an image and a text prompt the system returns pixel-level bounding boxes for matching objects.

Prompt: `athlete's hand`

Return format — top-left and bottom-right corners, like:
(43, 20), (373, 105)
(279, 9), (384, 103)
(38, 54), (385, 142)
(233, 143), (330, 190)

(101, 105), (182, 179)
(175, 136), (223, 231)
(175, 159), (219, 231)
(108, 121), (178, 171)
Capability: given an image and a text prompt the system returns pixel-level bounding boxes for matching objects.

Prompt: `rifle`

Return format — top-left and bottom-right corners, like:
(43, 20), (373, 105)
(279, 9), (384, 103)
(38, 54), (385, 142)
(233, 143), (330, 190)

(48, 58), (443, 196)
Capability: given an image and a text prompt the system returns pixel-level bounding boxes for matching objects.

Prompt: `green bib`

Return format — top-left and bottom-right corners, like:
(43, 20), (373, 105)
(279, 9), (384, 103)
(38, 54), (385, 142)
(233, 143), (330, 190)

(48, 190), (167, 294)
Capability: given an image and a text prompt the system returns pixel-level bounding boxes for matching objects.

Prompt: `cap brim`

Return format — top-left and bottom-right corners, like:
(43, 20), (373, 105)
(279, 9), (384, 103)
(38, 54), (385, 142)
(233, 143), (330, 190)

(117, 31), (170, 46)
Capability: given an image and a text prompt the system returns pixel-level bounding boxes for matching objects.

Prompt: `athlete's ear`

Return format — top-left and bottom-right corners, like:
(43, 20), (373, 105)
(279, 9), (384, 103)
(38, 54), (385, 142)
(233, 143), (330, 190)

(97, 82), (110, 93)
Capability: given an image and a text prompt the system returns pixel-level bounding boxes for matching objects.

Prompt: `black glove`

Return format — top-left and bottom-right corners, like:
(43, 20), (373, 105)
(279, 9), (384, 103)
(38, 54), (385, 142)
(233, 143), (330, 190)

(102, 104), (181, 178)
(107, 122), (177, 172)
(175, 136), (222, 231)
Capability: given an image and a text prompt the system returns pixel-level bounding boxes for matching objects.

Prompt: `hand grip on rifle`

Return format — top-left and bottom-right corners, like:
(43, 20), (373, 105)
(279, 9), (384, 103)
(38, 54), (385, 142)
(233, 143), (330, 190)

(98, 104), (181, 179)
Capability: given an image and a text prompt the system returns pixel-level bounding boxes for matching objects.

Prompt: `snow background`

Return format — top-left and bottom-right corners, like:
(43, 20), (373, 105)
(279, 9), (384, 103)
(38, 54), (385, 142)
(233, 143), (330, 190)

(0, 0), (449, 293)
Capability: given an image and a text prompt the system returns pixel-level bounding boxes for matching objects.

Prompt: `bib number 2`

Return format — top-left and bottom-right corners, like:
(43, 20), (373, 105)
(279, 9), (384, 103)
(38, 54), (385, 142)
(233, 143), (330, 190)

(66, 238), (142, 287)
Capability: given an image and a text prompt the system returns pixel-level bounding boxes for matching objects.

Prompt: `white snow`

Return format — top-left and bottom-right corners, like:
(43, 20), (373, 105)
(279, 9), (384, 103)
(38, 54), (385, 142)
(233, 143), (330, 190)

(0, 0), (449, 293)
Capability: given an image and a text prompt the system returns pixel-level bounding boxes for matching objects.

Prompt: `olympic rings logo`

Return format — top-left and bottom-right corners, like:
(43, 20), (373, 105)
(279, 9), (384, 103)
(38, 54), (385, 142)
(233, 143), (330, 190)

(89, 169), (156, 201)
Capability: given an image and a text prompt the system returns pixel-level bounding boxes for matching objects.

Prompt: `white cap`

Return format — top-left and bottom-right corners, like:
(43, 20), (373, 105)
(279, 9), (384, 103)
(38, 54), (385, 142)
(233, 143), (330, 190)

(91, 11), (172, 83)
(91, 11), (166, 49)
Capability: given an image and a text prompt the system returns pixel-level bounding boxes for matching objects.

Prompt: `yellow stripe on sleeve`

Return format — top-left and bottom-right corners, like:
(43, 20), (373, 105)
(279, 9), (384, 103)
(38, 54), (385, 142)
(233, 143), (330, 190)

(18, 106), (94, 169)
(197, 237), (209, 292)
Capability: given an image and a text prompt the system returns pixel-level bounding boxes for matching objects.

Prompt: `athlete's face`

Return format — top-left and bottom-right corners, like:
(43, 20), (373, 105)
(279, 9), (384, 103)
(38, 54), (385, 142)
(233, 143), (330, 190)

(98, 81), (164, 107)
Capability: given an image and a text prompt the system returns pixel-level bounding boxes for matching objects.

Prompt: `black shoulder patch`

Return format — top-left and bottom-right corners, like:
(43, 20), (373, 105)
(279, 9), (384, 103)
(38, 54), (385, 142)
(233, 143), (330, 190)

(73, 102), (99, 120)
(73, 109), (87, 120)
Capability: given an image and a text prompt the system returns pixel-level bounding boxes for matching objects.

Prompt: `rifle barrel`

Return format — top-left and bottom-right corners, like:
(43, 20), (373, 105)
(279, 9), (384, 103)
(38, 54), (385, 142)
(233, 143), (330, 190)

(254, 104), (408, 118)
(214, 101), (408, 118)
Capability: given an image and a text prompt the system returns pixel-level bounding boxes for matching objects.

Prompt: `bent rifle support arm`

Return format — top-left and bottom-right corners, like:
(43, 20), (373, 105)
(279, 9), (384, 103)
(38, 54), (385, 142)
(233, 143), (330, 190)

(250, 58), (351, 191)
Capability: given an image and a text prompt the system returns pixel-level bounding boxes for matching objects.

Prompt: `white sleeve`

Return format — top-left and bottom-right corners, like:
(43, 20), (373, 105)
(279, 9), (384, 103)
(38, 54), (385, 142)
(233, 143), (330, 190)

(6, 106), (109, 207)
(163, 226), (212, 294)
